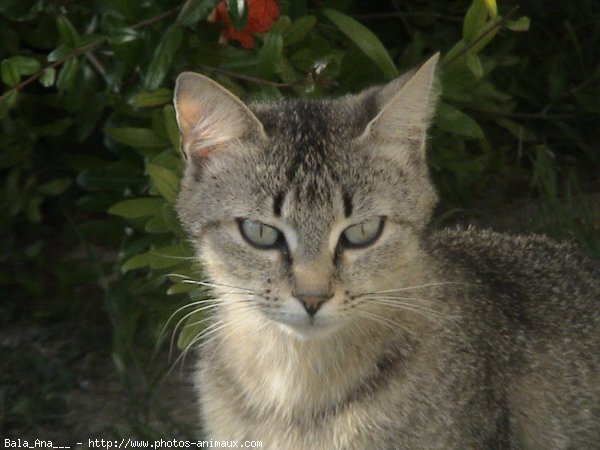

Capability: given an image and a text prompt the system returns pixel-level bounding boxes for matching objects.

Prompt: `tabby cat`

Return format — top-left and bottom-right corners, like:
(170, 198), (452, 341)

(173, 54), (600, 449)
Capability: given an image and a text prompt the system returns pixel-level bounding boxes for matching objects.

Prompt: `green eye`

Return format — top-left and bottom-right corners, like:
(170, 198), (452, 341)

(341, 217), (385, 248)
(239, 219), (281, 248)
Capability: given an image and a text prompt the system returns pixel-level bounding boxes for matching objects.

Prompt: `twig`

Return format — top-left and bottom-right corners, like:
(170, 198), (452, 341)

(196, 65), (297, 88)
(0, 6), (180, 102)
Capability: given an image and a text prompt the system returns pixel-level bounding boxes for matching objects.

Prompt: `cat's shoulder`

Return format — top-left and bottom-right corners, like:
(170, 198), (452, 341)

(426, 226), (599, 291)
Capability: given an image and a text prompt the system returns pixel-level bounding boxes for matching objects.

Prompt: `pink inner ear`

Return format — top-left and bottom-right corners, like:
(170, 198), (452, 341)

(178, 97), (201, 133)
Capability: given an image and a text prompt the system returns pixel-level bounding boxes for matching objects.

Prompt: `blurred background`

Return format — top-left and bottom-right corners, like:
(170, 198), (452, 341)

(1, 0), (599, 443)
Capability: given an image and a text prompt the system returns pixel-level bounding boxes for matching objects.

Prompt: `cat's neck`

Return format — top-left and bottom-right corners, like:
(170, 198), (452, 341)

(203, 266), (441, 419)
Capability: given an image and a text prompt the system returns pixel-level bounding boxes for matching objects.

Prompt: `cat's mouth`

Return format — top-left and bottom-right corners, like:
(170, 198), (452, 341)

(274, 313), (344, 340)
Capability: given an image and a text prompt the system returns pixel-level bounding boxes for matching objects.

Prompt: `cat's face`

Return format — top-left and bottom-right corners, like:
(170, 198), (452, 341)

(175, 55), (439, 340)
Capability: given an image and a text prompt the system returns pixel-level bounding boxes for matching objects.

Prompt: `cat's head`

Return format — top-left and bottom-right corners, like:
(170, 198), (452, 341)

(174, 54), (440, 340)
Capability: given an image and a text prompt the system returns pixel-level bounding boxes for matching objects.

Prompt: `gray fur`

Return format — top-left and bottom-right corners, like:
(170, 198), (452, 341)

(174, 55), (600, 449)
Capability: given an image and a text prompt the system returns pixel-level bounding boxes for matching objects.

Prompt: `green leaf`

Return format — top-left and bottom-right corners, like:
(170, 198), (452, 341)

(131, 88), (173, 107)
(147, 164), (179, 203)
(56, 16), (80, 48)
(177, 310), (205, 349)
(145, 214), (169, 233)
(465, 51), (483, 78)
(9, 56), (40, 75)
(108, 198), (165, 218)
(483, 0), (498, 18)
(322, 9), (397, 80)
(145, 25), (183, 91)
(122, 243), (193, 271)
(1, 91), (18, 112)
(177, 0), (220, 26)
(283, 15), (316, 46)
(270, 16), (292, 34)
(435, 102), (484, 140)
(105, 127), (169, 149)
(258, 32), (284, 77)
(37, 178), (71, 196)
(39, 68), (56, 87)
(505, 16), (530, 32)
(56, 57), (80, 91)
(163, 105), (181, 150)
(463, 0), (488, 44)
(495, 118), (537, 141)
(77, 163), (145, 191)
(47, 44), (71, 62)
(1, 59), (20, 86)
(167, 281), (197, 295)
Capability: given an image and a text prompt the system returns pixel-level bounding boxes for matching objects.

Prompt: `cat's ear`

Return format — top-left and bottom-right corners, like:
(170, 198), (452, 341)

(174, 72), (265, 164)
(360, 53), (440, 152)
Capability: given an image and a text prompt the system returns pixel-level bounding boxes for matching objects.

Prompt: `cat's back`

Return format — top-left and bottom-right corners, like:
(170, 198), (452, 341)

(428, 227), (600, 447)
(429, 227), (599, 323)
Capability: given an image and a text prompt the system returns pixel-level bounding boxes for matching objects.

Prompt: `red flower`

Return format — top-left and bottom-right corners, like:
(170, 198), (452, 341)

(211, 0), (280, 49)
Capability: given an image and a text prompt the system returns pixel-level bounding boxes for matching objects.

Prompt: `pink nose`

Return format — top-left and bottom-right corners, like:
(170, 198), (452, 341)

(294, 294), (333, 316)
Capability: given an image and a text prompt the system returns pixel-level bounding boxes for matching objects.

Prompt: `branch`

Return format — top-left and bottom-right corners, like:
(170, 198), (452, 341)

(0, 6), (180, 102)
(196, 65), (297, 88)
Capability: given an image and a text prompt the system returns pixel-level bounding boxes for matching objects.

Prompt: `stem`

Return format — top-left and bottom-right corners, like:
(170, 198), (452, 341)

(0, 6), (180, 101)
(197, 65), (297, 88)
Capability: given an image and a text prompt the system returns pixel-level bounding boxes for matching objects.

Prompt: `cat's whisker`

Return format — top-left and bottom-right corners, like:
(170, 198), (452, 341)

(176, 314), (254, 374)
(351, 309), (403, 335)
(358, 294), (438, 305)
(362, 297), (444, 314)
(168, 300), (256, 362)
(180, 279), (258, 294)
(365, 298), (447, 322)
(364, 281), (477, 295)
(369, 298), (444, 317)
(166, 273), (259, 293)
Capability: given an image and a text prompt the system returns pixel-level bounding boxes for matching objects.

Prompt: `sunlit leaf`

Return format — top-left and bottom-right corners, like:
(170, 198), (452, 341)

(506, 16), (531, 32)
(463, 0), (488, 44)
(39, 67), (56, 87)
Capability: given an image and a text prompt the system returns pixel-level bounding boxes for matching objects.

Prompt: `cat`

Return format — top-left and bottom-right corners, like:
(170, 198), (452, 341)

(173, 54), (600, 449)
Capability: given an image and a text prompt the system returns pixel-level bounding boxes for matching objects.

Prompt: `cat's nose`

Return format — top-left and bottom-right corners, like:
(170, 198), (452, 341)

(293, 293), (333, 317)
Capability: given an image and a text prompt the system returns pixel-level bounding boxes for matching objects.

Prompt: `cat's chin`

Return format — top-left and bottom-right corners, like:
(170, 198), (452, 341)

(275, 319), (344, 341)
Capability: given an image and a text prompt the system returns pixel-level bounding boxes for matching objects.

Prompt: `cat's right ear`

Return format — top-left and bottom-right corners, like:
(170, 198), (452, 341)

(174, 73), (266, 165)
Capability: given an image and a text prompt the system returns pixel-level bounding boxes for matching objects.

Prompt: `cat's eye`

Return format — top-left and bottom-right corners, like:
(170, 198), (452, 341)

(238, 219), (281, 248)
(340, 217), (385, 248)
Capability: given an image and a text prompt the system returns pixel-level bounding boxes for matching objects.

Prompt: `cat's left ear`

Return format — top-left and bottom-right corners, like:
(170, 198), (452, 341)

(359, 53), (440, 152)
(174, 72), (266, 164)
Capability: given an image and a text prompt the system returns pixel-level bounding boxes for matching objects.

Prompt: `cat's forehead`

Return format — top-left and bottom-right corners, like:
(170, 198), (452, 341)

(250, 98), (373, 204)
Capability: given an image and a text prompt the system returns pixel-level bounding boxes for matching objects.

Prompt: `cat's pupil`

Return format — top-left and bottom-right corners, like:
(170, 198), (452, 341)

(341, 217), (385, 248)
(238, 219), (281, 248)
